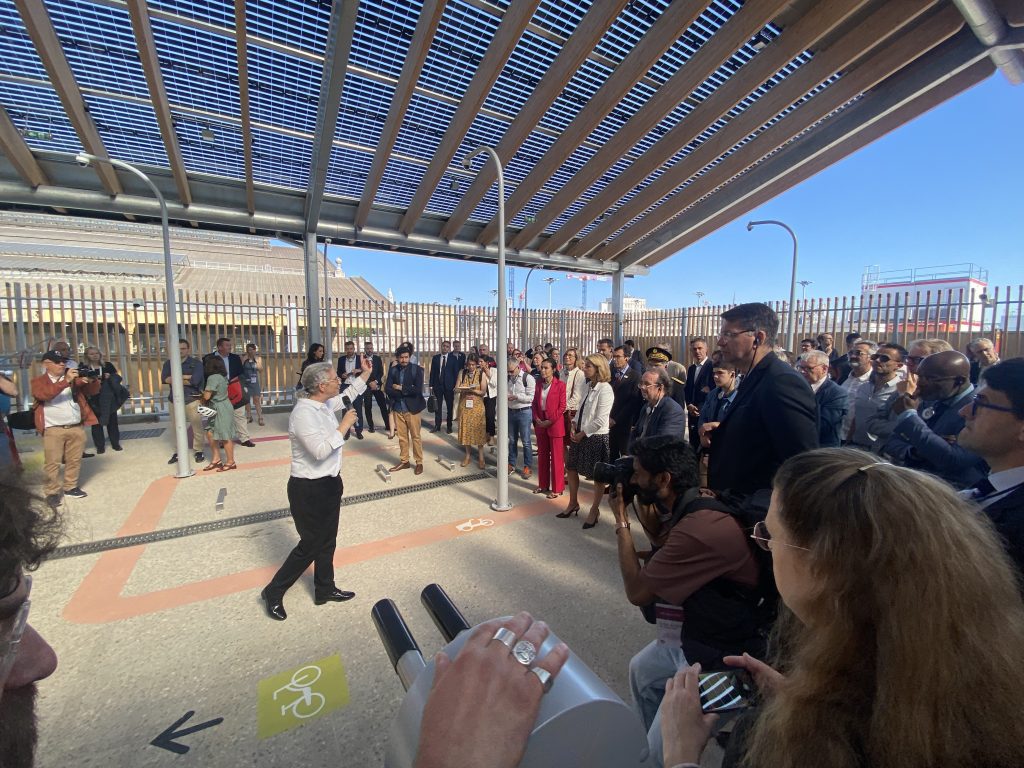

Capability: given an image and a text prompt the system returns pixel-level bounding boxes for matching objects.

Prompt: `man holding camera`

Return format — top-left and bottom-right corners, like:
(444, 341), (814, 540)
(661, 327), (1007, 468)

(31, 351), (101, 506)
(607, 435), (764, 767)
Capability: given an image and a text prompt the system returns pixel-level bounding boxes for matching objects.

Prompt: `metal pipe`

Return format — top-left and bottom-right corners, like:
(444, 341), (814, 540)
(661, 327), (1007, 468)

(952, 0), (1024, 84)
(75, 153), (194, 479)
(522, 265), (536, 350)
(419, 583), (471, 643)
(463, 147), (511, 511)
(747, 220), (798, 353)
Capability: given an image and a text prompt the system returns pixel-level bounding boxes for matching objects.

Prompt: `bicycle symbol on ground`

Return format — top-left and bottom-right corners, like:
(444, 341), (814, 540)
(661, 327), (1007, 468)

(456, 518), (494, 532)
(273, 665), (325, 719)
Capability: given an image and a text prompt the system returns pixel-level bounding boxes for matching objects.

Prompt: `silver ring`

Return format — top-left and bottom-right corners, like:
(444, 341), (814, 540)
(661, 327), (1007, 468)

(529, 666), (553, 694)
(490, 627), (516, 651)
(512, 639), (537, 666)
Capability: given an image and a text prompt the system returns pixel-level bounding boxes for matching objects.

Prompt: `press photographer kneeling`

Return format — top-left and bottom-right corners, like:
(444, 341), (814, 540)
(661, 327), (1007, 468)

(603, 435), (773, 767)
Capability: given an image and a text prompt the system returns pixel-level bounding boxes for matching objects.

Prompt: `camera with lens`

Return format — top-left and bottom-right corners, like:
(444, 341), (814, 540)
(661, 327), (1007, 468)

(78, 367), (103, 379)
(591, 455), (638, 505)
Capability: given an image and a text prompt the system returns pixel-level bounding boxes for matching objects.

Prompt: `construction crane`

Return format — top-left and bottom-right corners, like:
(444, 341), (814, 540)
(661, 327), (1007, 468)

(566, 273), (610, 310)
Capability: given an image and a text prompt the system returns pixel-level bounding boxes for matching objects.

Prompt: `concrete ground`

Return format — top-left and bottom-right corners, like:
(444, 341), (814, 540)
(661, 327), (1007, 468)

(20, 408), (722, 767)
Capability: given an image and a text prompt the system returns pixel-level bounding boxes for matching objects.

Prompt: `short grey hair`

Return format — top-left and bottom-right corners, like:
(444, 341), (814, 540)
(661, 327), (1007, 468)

(908, 338), (953, 356)
(799, 350), (830, 368)
(853, 340), (879, 354)
(299, 361), (334, 398)
(644, 365), (673, 394)
(970, 337), (994, 350)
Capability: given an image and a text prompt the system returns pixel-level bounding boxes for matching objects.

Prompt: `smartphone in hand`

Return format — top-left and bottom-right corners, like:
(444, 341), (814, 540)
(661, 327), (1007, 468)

(697, 670), (755, 713)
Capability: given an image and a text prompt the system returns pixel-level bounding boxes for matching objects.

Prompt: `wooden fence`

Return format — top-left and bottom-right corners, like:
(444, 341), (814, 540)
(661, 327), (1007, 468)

(2, 281), (1021, 414)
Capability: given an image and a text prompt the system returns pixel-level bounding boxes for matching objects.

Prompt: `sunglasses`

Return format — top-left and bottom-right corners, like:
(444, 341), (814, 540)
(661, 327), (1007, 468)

(869, 354), (897, 363)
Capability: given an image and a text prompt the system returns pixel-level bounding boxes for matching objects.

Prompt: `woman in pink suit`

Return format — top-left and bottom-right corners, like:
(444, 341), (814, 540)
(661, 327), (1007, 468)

(532, 357), (566, 500)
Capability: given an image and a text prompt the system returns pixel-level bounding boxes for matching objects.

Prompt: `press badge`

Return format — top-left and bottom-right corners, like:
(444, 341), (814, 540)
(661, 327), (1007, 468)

(655, 604), (684, 647)
(465, 398), (475, 408)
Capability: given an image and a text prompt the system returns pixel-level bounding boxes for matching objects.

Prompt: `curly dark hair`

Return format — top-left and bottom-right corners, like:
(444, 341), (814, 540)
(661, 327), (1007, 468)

(631, 435), (699, 495)
(0, 470), (64, 581)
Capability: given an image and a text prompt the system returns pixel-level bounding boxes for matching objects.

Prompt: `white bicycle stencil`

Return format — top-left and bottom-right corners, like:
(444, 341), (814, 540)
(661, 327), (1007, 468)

(273, 665), (325, 719)
(456, 518), (495, 532)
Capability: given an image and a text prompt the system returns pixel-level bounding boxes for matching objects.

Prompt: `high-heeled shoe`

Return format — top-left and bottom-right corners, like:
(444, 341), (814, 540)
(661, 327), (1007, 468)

(582, 509), (601, 530)
(478, 457), (486, 469)
(556, 504), (580, 519)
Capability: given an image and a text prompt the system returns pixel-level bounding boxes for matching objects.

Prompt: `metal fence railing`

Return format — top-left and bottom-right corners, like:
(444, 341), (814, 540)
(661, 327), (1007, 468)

(2, 281), (1021, 415)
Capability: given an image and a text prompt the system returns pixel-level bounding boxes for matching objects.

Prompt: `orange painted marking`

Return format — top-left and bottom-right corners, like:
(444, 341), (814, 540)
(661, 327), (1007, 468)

(63, 452), (551, 624)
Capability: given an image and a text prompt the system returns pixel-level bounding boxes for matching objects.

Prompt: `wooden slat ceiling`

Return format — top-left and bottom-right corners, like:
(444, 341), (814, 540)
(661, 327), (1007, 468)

(0, 0), (1015, 275)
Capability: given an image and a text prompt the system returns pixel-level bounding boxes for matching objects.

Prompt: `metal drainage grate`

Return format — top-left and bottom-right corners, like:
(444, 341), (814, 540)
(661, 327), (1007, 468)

(50, 471), (491, 559)
(119, 428), (166, 440)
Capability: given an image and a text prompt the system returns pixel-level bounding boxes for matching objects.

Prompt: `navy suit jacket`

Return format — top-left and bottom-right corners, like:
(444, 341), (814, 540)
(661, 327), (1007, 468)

(386, 363), (426, 414)
(629, 396), (687, 453)
(365, 354), (385, 386)
(429, 353), (461, 392)
(981, 484), (1024, 583)
(814, 377), (848, 448)
(684, 360), (713, 411)
(706, 353), (818, 496)
(337, 355), (363, 390)
(884, 387), (987, 488)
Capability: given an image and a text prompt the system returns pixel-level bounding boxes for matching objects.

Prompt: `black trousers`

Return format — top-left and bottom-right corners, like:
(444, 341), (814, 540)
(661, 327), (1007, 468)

(266, 475), (344, 600)
(433, 387), (455, 430)
(363, 386), (389, 429)
(91, 412), (121, 451)
(484, 395), (496, 437)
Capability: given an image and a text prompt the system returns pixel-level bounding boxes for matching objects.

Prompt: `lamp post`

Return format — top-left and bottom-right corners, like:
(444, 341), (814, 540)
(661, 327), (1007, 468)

(747, 220), (798, 352)
(463, 147), (511, 511)
(453, 296), (462, 343)
(798, 280), (812, 301)
(76, 152), (193, 478)
(543, 276), (557, 309)
(521, 266), (536, 351)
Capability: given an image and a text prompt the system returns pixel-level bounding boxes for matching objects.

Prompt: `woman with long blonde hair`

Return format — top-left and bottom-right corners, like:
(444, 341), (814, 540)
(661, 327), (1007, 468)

(661, 448), (1024, 768)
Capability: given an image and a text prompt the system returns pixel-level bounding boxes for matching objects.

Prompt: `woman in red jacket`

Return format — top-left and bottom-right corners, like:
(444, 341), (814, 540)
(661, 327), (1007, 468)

(531, 357), (566, 499)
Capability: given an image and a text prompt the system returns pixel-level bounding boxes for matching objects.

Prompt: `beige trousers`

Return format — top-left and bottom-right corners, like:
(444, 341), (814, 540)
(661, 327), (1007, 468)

(43, 425), (86, 496)
(169, 399), (206, 452)
(394, 411), (423, 465)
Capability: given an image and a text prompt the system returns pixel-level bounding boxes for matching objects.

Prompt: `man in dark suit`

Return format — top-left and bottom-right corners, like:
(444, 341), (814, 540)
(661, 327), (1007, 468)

(451, 339), (467, 370)
(683, 337), (713, 451)
(884, 351), (987, 488)
(623, 340), (645, 376)
(208, 337), (255, 447)
(337, 340), (365, 439)
(629, 368), (687, 453)
(362, 341), (389, 433)
(705, 303), (818, 496)
(609, 346), (644, 459)
(831, 332), (861, 384)
(796, 350), (848, 448)
(387, 347), (426, 475)
(429, 340), (460, 433)
(957, 357), (1024, 580)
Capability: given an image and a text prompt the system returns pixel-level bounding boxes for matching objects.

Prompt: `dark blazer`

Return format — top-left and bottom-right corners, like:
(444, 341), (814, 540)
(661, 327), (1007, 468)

(365, 354), (385, 386)
(814, 377), (848, 448)
(684, 360), (714, 410)
(706, 353), (818, 496)
(610, 366), (644, 455)
(532, 378), (567, 439)
(386, 363), (426, 414)
(832, 353), (852, 384)
(337, 355), (363, 385)
(981, 484), (1024, 582)
(629, 396), (686, 453)
(429, 353), (461, 392)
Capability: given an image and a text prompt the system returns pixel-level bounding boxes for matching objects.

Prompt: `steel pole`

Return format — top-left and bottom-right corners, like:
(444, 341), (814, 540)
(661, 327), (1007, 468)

(464, 147), (511, 511)
(747, 220), (798, 352)
(77, 153), (193, 478)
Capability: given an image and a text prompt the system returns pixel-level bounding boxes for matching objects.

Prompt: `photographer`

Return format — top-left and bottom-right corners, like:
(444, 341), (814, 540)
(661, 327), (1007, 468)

(607, 435), (765, 768)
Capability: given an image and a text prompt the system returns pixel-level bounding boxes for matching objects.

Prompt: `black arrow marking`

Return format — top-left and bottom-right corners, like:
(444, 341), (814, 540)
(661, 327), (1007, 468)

(150, 711), (224, 755)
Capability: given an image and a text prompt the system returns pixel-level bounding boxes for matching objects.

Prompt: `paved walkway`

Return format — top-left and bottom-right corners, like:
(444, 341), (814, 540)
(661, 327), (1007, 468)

(23, 411), (721, 767)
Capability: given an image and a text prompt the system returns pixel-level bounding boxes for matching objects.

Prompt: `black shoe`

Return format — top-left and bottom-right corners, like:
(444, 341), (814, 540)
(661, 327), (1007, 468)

(167, 453), (178, 465)
(260, 588), (287, 621)
(240, 440), (256, 448)
(65, 487), (88, 499)
(446, 427), (453, 434)
(111, 444), (123, 451)
(96, 447), (106, 454)
(355, 431), (364, 440)
(314, 588), (356, 605)
(367, 426), (375, 433)
(45, 494), (61, 509)
(194, 451), (205, 462)
(429, 426), (440, 433)
(82, 452), (95, 459)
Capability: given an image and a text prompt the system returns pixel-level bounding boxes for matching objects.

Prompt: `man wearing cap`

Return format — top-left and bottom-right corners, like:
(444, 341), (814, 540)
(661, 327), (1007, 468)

(31, 351), (101, 506)
(646, 346), (686, 412)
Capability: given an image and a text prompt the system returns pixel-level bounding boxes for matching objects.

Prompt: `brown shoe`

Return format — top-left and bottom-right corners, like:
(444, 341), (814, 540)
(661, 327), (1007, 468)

(389, 462), (411, 472)
(414, 464), (424, 475)
(522, 467), (532, 480)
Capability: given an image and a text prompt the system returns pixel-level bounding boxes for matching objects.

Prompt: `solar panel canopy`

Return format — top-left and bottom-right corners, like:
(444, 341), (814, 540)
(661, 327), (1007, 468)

(0, 0), (1017, 276)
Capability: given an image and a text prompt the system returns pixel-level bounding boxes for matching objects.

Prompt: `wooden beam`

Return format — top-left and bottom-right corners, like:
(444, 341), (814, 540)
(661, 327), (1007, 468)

(355, 0), (445, 231)
(638, 57), (993, 266)
(398, 0), (542, 236)
(438, 0), (630, 242)
(475, 0), (708, 246)
(589, 0), (956, 262)
(126, 0), (192, 207)
(234, 0), (255, 216)
(549, 0), (870, 258)
(13, 0), (123, 196)
(0, 105), (50, 188)
(617, 28), (990, 268)
(508, 0), (792, 252)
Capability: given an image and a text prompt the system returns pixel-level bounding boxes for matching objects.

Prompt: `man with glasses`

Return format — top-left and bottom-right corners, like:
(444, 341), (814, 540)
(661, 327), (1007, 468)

(839, 340), (876, 442)
(796, 350), (848, 447)
(956, 358), (1024, 576)
(0, 470), (61, 767)
(706, 303), (817, 495)
(846, 343), (905, 450)
(877, 351), (986, 488)
(968, 337), (1000, 385)
(629, 368), (686, 454)
(832, 332), (863, 384)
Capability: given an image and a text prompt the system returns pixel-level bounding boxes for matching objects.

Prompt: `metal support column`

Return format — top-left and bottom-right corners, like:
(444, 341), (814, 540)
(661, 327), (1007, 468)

(304, 232), (323, 351)
(611, 270), (625, 345)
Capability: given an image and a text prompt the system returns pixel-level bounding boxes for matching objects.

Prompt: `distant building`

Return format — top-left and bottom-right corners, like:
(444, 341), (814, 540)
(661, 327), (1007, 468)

(859, 263), (988, 334)
(599, 295), (649, 313)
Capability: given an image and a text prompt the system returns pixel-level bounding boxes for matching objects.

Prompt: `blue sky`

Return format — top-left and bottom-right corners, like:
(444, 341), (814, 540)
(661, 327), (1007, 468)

(330, 73), (1023, 311)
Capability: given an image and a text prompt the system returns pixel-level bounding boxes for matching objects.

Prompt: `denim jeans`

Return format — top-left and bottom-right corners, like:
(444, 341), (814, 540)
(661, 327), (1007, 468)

(508, 407), (533, 469)
(628, 639), (688, 768)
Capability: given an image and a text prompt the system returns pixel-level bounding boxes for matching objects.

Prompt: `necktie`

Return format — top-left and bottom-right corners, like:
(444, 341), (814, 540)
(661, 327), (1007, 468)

(971, 477), (995, 498)
(442, 354), (446, 369)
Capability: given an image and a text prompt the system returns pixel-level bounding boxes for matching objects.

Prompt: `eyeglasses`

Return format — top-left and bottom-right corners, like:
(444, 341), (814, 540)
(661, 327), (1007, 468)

(0, 575), (31, 684)
(968, 396), (1017, 418)
(717, 329), (755, 340)
(749, 521), (809, 553)
(869, 354), (897, 363)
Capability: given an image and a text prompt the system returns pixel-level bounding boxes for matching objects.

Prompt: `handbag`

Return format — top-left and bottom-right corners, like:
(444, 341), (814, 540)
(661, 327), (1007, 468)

(427, 394), (437, 413)
(227, 376), (245, 406)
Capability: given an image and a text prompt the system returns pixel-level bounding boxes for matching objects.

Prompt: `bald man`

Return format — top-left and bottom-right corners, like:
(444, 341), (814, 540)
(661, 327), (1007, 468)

(883, 351), (987, 488)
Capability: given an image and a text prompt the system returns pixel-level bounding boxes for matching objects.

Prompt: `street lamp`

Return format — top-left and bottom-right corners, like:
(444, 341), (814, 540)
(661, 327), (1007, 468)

(463, 147), (511, 511)
(76, 152), (193, 479)
(798, 280), (813, 301)
(542, 276), (557, 309)
(453, 296), (462, 342)
(521, 266), (536, 350)
(747, 220), (798, 352)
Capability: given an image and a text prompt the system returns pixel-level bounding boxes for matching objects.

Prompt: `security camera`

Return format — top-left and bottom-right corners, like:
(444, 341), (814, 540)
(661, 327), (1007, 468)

(979, 293), (989, 303)
(75, 153), (91, 167)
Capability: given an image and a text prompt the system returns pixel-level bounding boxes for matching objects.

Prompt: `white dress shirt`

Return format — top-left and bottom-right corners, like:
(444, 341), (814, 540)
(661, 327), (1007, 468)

(43, 373), (81, 427)
(961, 466), (1024, 509)
(288, 378), (367, 479)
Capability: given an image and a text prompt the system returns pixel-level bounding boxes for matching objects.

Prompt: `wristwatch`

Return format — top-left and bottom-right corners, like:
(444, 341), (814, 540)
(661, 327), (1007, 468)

(615, 520), (630, 531)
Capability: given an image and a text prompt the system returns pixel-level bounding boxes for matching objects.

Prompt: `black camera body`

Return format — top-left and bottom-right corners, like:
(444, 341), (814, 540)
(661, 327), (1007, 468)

(591, 456), (638, 505)
(78, 367), (103, 379)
